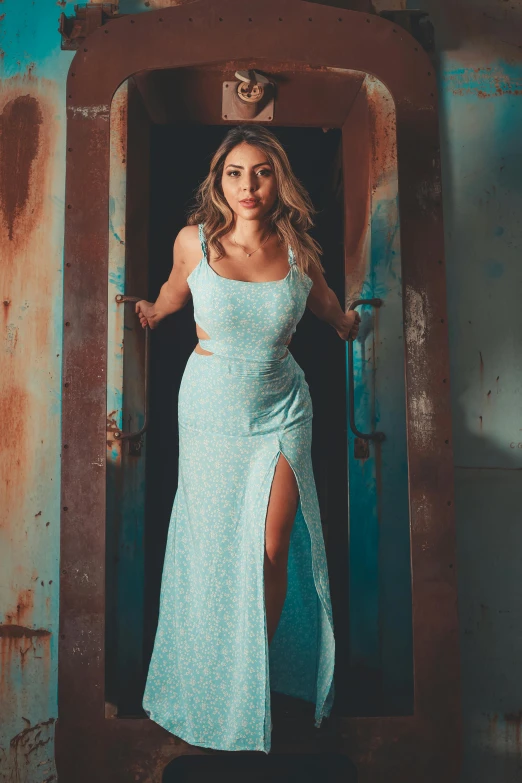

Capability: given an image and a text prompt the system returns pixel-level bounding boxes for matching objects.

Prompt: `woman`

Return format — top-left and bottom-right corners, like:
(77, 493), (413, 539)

(137, 125), (360, 753)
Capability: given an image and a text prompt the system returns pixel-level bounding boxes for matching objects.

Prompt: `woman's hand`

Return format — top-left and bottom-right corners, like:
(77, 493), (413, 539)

(135, 300), (159, 330)
(335, 310), (361, 342)
(305, 267), (362, 342)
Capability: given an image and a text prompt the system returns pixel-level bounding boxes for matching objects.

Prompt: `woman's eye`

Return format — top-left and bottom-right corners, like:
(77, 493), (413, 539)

(227, 170), (240, 177)
(257, 168), (272, 177)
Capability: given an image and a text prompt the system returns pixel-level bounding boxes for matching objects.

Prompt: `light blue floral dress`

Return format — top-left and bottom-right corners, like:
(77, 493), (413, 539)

(142, 224), (335, 753)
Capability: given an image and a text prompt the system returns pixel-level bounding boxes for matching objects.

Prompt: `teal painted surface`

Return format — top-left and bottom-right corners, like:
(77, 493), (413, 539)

(347, 78), (412, 715)
(0, 1), (521, 779)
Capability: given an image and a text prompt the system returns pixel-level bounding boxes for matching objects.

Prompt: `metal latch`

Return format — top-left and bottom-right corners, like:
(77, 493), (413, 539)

(222, 70), (275, 122)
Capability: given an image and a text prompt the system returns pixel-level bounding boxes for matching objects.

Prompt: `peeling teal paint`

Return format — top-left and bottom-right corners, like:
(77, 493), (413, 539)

(443, 61), (522, 99)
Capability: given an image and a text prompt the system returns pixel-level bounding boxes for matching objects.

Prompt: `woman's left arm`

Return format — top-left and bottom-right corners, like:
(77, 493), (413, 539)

(306, 266), (361, 341)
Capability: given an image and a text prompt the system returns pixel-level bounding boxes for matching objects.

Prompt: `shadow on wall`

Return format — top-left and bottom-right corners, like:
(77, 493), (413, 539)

(418, 0), (522, 51)
(162, 752), (358, 783)
(454, 392), (522, 783)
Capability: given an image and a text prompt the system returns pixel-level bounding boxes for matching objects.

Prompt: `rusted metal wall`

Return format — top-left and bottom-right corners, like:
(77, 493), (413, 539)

(0, 2), (73, 780)
(416, 1), (522, 779)
(0, 1), (520, 781)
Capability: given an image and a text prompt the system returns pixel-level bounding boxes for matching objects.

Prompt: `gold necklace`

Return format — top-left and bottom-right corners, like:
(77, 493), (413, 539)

(232, 230), (272, 258)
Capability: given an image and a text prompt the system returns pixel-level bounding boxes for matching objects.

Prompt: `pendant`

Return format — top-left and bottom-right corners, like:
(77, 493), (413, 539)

(246, 253), (252, 257)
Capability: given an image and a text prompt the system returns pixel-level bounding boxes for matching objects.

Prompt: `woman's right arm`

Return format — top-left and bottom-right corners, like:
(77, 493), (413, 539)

(135, 225), (200, 329)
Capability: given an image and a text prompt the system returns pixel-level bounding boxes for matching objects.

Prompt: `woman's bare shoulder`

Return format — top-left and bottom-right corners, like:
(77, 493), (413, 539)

(173, 225), (203, 275)
(175, 224), (201, 252)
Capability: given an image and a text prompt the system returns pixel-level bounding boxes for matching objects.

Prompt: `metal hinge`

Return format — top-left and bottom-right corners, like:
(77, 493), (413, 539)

(59, 3), (121, 50)
(379, 10), (435, 55)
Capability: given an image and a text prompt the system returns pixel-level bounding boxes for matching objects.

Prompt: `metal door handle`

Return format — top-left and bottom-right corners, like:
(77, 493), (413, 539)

(347, 298), (386, 442)
(108, 294), (149, 441)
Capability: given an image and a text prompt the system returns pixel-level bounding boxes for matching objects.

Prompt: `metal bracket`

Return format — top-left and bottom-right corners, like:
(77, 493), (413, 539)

(379, 10), (434, 54)
(59, 3), (121, 50)
(106, 295), (150, 444)
(222, 70), (275, 122)
(354, 437), (370, 461)
(347, 298), (386, 443)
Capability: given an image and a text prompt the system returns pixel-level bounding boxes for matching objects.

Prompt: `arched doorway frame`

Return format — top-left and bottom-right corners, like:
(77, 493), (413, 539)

(59, 1), (460, 780)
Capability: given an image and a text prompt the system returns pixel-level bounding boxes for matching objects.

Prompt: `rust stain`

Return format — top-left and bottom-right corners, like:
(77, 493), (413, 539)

(3, 588), (35, 626)
(147, 0), (202, 8)
(0, 71), (56, 273)
(0, 94), (43, 242)
(0, 589), (45, 682)
(0, 587), (51, 691)
(0, 74), (58, 539)
(0, 625), (50, 638)
(447, 65), (522, 98)
(367, 78), (397, 193)
(5, 322), (18, 353)
(0, 388), (30, 525)
(8, 718), (56, 781)
(505, 710), (522, 748)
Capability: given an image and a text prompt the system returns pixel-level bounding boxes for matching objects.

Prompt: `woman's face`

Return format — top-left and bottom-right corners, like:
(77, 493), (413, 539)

(221, 142), (278, 221)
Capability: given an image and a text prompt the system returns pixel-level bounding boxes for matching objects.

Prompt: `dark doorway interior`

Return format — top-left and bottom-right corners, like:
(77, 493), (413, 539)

(143, 125), (350, 710)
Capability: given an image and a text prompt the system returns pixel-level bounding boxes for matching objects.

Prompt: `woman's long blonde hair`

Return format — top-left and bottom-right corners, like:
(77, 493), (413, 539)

(187, 125), (324, 275)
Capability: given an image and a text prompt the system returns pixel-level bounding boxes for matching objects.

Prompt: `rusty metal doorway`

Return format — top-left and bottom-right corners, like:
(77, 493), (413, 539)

(58, 2), (460, 781)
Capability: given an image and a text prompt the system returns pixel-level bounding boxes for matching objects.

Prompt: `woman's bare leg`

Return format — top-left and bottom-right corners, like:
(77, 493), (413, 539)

(264, 454), (299, 644)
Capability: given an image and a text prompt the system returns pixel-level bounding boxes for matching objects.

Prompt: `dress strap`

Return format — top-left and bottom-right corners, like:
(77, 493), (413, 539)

(198, 223), (207, 258)
(288, 245), (296, 266)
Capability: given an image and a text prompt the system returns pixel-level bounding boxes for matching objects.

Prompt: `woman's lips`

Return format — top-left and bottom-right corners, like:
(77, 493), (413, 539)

(239, 199), (260, 208)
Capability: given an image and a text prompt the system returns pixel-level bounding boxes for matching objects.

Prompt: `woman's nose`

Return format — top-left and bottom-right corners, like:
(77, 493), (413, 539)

(242, 175), (257, 192)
